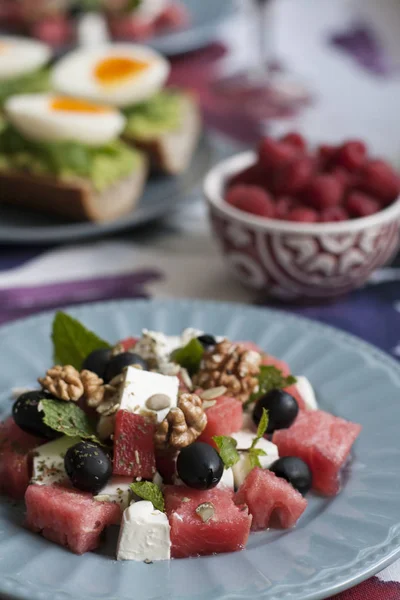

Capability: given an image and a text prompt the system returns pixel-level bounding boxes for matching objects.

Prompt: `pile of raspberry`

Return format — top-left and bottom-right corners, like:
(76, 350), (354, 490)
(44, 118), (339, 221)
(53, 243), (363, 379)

(225, 133), (400, 223)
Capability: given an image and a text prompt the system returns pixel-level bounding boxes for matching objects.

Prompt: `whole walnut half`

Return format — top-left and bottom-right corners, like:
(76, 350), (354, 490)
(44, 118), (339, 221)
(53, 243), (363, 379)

(154, 393), (207, 451)
(38, 365), (84, 402)
(193, 340), (261, 404)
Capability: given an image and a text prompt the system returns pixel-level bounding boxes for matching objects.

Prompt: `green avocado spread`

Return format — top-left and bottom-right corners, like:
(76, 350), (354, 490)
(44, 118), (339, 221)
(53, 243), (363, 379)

(0, 122), (140, 192)
(0, 68), (50, 106)
(123, 90), (184, 139)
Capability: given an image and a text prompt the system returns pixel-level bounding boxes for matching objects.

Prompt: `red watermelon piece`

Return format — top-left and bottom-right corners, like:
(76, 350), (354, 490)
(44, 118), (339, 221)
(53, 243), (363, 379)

(235, 467), (307, 531)
(0, 418), (43, 499)
(113, 410), (156, 479)
(199, 396), (243, 447)
(284, 383), (306, 411)
(25, 484), (120, 555)
(262, 354), (291, 376)
(273, 410), (362, 496)
(164, 485), (252, 558)
(118, 337), (138, 352)
(155, 449), (177, 484)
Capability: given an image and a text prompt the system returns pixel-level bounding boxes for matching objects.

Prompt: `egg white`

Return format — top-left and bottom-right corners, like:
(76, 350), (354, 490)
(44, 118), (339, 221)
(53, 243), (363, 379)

(52, 43), (170, 108)
(5, 94), (126, 146)
(134, 0), (167, 22)
(0, 36), (51, 81)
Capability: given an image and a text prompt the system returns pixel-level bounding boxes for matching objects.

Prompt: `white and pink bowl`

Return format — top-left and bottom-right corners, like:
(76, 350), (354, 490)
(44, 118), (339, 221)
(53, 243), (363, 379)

(204, 151), (400, 301)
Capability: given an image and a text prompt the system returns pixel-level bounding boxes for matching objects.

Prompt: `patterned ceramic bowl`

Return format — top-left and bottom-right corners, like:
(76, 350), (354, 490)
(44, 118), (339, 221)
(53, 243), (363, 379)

(204, 151), (400, 301)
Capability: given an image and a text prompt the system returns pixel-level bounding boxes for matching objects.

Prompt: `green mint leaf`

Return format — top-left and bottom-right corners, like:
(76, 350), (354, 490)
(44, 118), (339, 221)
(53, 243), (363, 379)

(40, 399), (101, 443)
(130, 481), (165, 513)
(52, 311), (111, 370)
(246, 366), (297, 406)
(213, 435), (240, 469)
(170, 338), (204, 375)
(248, 448), (267, 469)
(252, 408), (269, 447)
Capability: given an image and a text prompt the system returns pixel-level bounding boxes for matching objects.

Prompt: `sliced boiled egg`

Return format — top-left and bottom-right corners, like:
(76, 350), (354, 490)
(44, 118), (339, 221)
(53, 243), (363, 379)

(5, 94), (126, 146)
(52, 44), (170, 108)
(0, 36), (51, 80)
(134, 0), (168, 22)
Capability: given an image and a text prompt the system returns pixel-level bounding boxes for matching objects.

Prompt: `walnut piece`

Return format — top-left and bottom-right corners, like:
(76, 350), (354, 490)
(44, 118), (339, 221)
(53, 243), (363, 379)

(154, 393), (207, 450)
(80, 369), (105, 407)
(193, 340), (261, 404)
(39, 365), (84, 402)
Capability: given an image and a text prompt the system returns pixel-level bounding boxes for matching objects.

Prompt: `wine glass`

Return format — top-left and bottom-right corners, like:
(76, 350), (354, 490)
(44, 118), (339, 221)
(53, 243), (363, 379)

(213, 0), (311, 125)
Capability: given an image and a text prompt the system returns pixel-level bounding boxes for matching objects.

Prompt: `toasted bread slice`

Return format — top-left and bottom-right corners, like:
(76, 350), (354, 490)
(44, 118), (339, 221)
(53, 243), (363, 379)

(0, 157), (148, 223)
(124, 94), (201, 175)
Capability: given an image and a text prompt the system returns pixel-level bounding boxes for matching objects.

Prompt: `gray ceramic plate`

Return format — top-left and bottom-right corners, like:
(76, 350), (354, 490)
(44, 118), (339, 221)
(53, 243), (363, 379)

(1, 298), (400, 600)
(117, 0), (235, 56)
(0, 134), (212, 245)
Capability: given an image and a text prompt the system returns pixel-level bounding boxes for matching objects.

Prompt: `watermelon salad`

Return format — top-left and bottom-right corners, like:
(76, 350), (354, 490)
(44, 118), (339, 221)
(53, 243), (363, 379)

(0, 311), (362, 561)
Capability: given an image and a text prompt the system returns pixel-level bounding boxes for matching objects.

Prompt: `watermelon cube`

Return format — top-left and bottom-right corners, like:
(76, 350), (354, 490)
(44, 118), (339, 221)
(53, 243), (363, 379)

(113, 410), (156, 479)
(25, 484), (120, 554)
(164, 485), (252, 558)
(273, 410), (362, 496)
(262, 354), (291, 377)
(235, 467), (307, 531)
(0, 417), (43, 499)
(199, 396), (243, 447)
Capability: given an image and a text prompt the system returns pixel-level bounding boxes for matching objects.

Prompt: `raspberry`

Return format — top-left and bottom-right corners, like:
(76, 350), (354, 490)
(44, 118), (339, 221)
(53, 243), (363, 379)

(304, 175), (344, 209)
(329, 167), (355, 191)
(275, 197), (297, 219)
(287, 206), (319, 223)
(280, 132), (307, 152)
(359, 159), (400, 204)
(258, 138), (299, 170)
(225, 185), (275, 218)
(337, 141), (367, 172)
(228, 164), (269, 191)
(317, 144), (338, 171)
(346, 192), (380, 218)
(273, 157), (314, 195)
(320, 206), (349, 222)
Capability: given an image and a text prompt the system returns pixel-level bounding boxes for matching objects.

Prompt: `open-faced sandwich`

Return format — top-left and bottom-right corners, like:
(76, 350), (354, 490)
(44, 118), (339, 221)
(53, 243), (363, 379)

(52, 43), (201, 174)
(0, 35), (51, 106)
(0, 94), (147, 222)
(0, 42), (201, 222)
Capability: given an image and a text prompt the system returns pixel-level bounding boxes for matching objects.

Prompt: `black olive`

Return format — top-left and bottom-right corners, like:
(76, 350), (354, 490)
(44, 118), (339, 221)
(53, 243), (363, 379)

(82, 348), (112, 379)
(253, 388), (299, 433)
(12, 390), (61, 439)
(64, 441), (112, 494)
(269, 457), (313, 495)
(104, 352), (149, 382)
(177, 442), (224, 490)
(197, 335), (217, 349)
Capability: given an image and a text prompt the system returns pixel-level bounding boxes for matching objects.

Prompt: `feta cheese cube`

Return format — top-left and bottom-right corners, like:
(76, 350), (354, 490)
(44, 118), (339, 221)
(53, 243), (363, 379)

(94, 476), (133, 510)
(218, 467), (234, 490)
(31, 436), (81, 486)
(117, 501), (171, 562)
(231, 431), (279, 489)
(118, 366), (179, 423)
(295, 376), (318, 411)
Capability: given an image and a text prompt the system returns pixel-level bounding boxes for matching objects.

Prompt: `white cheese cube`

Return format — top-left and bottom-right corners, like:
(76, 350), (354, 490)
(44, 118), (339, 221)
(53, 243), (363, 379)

(295, 376), (318, 411)
(118, 366), (179, 423)
(94, 476), (133, 510)
(117, 501), (171, 562)
(231, 432), (279, 489)
(31, 436), (81, 486)
(218, 467), (234, 490)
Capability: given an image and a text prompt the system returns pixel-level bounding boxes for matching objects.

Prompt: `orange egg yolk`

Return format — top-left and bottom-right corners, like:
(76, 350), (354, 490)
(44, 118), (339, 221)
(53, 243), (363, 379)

(94, 56), (149, 86)
(50, 97), (111, 114)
